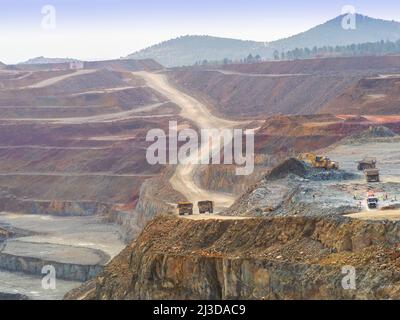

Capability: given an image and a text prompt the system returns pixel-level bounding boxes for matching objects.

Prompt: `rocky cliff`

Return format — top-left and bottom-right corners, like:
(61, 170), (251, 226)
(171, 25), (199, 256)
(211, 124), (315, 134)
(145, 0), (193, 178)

(0, 193), (114, 216)
(0, 253), (104, 282)
(65, 215), (400, 300)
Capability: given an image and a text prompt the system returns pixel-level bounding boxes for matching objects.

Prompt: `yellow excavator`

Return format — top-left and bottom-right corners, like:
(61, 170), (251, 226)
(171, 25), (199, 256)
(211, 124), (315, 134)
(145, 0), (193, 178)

(298, 153), (339, 170)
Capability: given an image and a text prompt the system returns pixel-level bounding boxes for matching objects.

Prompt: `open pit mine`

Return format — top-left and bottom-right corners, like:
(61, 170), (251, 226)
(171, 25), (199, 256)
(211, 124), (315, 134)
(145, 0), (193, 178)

(1, 54), (400, 300)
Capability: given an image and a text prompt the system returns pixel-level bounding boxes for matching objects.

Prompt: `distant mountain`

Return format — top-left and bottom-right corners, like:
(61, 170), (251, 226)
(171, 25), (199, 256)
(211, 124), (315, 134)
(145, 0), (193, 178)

(20, 56), (81, 65)
(127, 14), (400, 67)
(127, 35), (271, 67)
(270, 14), (400, 51)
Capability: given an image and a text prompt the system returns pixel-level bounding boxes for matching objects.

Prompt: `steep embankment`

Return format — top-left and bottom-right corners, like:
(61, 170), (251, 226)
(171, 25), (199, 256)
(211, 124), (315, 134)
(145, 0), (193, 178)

(66, 215), (400, 300)
(168, 68), (357, 118)
(322, 75), (400, 115)
(168, 56), (400, 118)
(253, 114), (397, 157)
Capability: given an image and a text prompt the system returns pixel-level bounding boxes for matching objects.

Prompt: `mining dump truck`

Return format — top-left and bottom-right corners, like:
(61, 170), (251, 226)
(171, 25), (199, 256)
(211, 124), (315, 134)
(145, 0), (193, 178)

(198, 201), (214, 214)
(365, 169), (380, 183)
(298, 153), (339, 170)
(177, 202), (193, 216)
(358, 157), (377, 171)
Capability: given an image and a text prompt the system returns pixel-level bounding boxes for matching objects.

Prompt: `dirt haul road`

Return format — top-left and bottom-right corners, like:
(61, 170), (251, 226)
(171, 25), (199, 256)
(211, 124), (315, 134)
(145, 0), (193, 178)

(134, 71), (247, 214)
(345, 210), (400, 221)
(26, 69), (96, 89)
(0, 102), (168, 124)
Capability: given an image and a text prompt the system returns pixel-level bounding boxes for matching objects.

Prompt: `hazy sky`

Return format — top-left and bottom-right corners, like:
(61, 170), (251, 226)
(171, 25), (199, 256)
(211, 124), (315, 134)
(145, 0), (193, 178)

(1, 0), (399, 64)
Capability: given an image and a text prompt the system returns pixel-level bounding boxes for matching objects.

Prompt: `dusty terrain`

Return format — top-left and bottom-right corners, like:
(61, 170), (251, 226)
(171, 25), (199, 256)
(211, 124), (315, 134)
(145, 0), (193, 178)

(1, 55), (400, 300)
(133, 71), (243, 213)
(168, 56), (400, 118)
(0, 61), (177, 215)
(323, 75), (400, 115)
(66, 215), (400, 300)
(0, 60), (180, 299)
(66, 125), (400, 300)
(0, 58), (254, 298)
(229, 129), (400, 219)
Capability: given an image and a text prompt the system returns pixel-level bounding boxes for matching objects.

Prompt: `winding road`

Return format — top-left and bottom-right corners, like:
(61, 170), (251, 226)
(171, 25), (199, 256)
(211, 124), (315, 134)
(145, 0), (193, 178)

(0, 102), (170, 124)
(26, 69), (96, 89)
(134, 71), (246, 214)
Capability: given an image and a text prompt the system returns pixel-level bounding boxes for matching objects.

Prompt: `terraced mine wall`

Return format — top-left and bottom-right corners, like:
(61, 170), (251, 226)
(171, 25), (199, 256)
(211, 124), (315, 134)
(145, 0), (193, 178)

(0, 253), (103, 282)
(168, 56), (400, 118)
(0, 187), (166, 241)
(0, 195), (114, 216)
(66, 216), (400, 300)
(168, 69), (360, 118)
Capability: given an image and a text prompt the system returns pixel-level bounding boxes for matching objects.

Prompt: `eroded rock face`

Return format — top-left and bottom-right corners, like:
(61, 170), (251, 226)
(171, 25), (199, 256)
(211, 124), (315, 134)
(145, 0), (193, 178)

(0, 253), (104, 282)
(65, 216), (400, 300)
(0, 196), (113, 216)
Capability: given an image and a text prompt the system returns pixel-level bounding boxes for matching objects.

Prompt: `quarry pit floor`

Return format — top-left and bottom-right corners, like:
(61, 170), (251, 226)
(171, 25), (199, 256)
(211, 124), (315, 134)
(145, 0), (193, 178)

(323, 138), (400, 220)
(0, 213), (126, 299)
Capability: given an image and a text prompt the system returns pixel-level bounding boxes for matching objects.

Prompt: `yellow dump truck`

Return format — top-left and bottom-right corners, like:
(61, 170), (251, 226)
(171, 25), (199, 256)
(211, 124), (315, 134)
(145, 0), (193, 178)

(365, 169), (380, 183)
(177, 202), (193, 216)
(358, 157), (377, 171)
(298, 153), (339, 170)
(198, 201), (214, 214)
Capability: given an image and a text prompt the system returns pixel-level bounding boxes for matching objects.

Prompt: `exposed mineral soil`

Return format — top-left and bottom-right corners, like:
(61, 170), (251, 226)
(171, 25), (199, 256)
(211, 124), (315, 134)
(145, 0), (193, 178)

(2, 55), (400, 300)
(65, 215), (400, 300)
